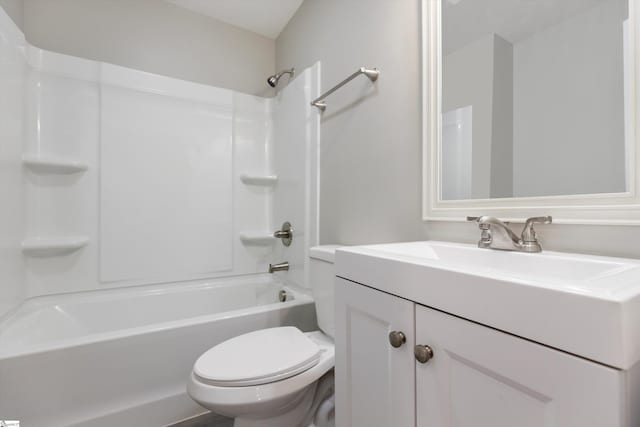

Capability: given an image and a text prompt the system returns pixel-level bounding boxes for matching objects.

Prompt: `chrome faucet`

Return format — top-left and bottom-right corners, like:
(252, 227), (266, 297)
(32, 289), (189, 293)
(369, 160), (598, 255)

(467, 216), (552, 253)
(269, 261), (289, 273)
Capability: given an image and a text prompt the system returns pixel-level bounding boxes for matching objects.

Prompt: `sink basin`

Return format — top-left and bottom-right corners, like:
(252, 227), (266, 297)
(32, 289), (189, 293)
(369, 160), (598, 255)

(365, 241), (640, 295)
(336, 241), (640, 369)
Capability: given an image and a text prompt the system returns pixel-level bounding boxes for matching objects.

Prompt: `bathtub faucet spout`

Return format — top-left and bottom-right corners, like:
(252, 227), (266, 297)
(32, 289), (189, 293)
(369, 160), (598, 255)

(269, 262), (289, 273)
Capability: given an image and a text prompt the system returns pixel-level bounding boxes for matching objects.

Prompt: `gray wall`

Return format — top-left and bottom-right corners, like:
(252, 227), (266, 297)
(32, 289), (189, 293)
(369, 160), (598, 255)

(490, 35), (513, 199)
(277, 0), (640, 259)
(513, 0), (626, 197)
(277, 0), (424, 245)
(443, 33), (513, 200)
(443, 34), (495, 199)
(21, 0), (275, 96)
(442, 33), (513, 200)
(0, 0), (22, 29)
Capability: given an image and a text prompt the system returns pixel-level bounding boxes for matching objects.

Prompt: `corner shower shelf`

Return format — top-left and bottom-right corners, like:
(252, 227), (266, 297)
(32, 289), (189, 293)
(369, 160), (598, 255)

(239, 232), (276, 245)
(22, 155), (88, 174)
(240, 174), (278, 186)
(21, 236), (89, 257)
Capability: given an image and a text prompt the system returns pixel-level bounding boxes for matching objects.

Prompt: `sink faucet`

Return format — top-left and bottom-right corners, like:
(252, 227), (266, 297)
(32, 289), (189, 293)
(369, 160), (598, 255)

(269, 261), (289, 273)
(467, 216), (552, 253)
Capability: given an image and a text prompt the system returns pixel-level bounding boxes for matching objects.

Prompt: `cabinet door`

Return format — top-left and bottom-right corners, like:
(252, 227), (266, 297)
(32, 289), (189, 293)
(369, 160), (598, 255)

(415, 305), (624, 427)
(335, 278), (415, 427)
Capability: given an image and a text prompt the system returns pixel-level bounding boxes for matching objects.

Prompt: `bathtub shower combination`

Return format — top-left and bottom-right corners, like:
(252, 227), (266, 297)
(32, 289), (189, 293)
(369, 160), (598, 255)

(0, 7), (321, 426)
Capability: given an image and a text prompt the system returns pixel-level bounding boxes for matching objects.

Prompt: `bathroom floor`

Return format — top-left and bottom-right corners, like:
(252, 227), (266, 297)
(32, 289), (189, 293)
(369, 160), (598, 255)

(168, 412), (233, 427)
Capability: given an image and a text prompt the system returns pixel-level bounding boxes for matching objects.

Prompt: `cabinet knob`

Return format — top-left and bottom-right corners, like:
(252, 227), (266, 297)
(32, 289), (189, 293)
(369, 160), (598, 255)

(414, 345), (434, 364)
(388, 331), (406, 348)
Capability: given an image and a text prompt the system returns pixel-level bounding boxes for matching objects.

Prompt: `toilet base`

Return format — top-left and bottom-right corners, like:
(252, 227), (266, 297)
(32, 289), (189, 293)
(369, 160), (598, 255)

(233, 382), (316, 427)
(233, 370), (334, 427)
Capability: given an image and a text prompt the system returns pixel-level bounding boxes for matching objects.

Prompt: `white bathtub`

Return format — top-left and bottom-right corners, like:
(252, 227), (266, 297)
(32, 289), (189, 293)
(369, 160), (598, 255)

(0, 275), (316, 427)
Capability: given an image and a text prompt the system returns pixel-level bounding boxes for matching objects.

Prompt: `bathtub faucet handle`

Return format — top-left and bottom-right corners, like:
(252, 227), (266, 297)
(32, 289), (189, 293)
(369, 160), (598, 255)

(273, 221), (293, 247)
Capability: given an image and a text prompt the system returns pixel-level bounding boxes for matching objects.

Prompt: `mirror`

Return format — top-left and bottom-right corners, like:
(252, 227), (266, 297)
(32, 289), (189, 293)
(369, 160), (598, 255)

(439, 0), (630, 201)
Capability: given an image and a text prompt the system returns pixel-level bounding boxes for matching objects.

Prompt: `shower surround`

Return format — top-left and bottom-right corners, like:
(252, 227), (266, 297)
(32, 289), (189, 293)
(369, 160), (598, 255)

(0, 8), (321, 426)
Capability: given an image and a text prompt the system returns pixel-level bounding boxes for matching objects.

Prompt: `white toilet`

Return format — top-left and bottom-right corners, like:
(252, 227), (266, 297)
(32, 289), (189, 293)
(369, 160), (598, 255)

(187, 245), (339, 427)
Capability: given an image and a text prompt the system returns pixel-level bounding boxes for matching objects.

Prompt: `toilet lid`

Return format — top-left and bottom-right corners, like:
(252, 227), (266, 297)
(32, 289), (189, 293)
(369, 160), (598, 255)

(194, 326), (321, 387)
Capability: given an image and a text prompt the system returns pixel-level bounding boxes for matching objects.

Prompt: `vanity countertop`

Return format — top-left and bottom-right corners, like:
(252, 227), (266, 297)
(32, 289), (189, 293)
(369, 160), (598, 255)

(336, 241), (640, 369)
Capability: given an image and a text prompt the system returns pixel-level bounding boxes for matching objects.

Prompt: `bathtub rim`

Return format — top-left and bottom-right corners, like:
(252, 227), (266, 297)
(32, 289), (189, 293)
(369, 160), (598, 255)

(0, 274), (314, 360)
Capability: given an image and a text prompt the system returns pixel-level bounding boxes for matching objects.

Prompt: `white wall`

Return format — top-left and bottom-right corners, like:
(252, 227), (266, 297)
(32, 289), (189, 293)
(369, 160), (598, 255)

(278, 0), (640, 260)
(0, 0), (21, 29)
(0, 8), (26, 316)
(21, 0), (275, 96)
(276, 0), (424, 245)
(513, 0), (627, 197)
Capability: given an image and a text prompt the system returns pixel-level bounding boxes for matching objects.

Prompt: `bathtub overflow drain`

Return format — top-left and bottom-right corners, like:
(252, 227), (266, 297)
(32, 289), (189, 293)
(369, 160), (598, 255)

(279, 290), (288, 302)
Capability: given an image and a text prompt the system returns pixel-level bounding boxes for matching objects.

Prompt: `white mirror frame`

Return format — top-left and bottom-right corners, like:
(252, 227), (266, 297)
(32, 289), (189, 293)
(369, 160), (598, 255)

(422, 0), (640, 225)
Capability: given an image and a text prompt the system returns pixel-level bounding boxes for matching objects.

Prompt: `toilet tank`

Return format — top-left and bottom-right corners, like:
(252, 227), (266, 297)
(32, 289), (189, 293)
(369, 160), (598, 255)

(309, 245), (341, 339)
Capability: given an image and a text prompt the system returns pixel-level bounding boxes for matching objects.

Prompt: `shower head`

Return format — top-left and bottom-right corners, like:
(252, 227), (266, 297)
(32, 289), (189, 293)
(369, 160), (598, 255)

(267, 68), (295, 87)
(267, 75), (279, 87)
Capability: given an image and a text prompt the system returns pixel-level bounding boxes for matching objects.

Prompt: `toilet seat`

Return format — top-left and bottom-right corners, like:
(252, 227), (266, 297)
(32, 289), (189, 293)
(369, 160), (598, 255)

(194, 327), (321, 387)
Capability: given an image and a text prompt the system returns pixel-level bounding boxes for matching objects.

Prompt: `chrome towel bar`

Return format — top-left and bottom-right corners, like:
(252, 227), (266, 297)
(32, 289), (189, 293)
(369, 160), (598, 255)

(311, 67), (379, 111)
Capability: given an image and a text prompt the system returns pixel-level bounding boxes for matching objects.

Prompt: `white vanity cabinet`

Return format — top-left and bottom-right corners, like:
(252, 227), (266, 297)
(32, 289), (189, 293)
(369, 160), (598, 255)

(415, 305), (623, 427)
(336, 277), (625, 427)
(335, 277), (416, 427)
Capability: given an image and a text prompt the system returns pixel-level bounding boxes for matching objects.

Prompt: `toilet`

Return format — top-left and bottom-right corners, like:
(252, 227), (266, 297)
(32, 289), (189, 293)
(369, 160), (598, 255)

(187, 245), (339, 427)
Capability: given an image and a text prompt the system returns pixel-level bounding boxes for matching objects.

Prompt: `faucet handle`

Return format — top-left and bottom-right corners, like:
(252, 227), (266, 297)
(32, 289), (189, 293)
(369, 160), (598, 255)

(467, 216), (491, 230)
(521, 216), (552, 243)
(467, 216), (492, 247)
(525, 216), (553, 224)
(273, 221), (293, 247)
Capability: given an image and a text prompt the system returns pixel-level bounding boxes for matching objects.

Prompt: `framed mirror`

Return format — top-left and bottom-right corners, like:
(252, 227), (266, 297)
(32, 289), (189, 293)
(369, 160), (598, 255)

(422, 0), (640, 224)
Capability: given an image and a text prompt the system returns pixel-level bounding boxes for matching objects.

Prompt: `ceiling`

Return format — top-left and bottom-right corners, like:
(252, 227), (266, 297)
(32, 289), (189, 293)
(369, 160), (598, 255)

(165, 0), (304, 39)
(443, 0), (625, 54)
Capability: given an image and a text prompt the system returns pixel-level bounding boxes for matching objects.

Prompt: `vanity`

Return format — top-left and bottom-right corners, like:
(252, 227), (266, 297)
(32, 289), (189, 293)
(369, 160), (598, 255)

(334, 241), (640, 426)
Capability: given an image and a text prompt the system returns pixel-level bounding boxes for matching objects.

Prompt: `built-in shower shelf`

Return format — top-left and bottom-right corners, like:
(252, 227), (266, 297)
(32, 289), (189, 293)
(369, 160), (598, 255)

(239, 232), (276, 245)
(240, 174), (278, 186)
(22, 155), (88, 174)
(21, 236), (89, 257)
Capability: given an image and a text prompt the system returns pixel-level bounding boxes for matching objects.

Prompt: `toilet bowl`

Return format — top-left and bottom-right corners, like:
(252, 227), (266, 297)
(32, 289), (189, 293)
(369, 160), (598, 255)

(187, 245), (340, 427)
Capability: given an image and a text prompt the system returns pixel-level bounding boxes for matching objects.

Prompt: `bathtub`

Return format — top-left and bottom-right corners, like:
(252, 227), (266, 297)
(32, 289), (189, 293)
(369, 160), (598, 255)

(0, 275), (316, 427)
